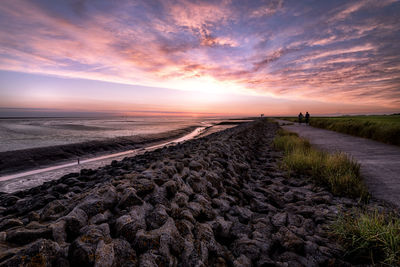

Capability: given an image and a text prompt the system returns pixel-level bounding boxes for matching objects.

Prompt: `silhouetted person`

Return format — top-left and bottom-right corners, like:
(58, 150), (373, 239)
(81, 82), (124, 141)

(298, 112), (304, 124)
(305, 112), (310, 125)
(78, 158), (80, 165)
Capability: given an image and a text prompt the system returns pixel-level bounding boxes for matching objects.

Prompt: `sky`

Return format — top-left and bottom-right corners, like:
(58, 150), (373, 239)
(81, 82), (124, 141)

(0, 0), (400, 116)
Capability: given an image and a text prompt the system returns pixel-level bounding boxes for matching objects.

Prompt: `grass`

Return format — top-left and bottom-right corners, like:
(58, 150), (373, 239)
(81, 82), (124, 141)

(273, 129), (369, 200)
(277, 115), (400, 146)
(273, 128), (400, 265)
(332, 209), (400, 266)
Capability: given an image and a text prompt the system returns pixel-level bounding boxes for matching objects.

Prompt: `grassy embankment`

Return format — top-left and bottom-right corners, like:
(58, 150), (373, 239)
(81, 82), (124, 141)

(273, 129), (368, 199)
(274, 129), (400, 265)
(279, 115), (400, 146)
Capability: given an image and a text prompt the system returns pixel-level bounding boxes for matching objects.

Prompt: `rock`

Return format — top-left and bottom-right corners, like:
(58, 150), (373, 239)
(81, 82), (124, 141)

(89, 210), (112, 225)
(41, 200), (68, 221)
(146, 204), (169, 230)
(52, 183), (69, 193)
(111, 238), (137, 267)
(0, 239), (61, 266)
(139, 252), (167, 267)
(164, 180), (178, 198)
(132, 179), (155, 197)
(212, 198), (231, 213)
(278, 227), (305, 254)
(213, 216), (232, 239)
(231, 237), (261, 261)
(117, 188), (143, 209)
(134, 229), (160, 253)
(0, 218), (23, 231)
(230, 219), (251, 239)
(78, 194), (113, 218)
(69, 237), (96, 266)
(6, 227), (53, 245)
(174, 192), (189, 207)
(50, 220), (67, 243)
(272, 212), (287, 227)
(115, 205), (147, 243)
(64, 207), (88, 239)
(94, 240), (114, 267)
(68, 224), (110, 267)
(232, 206), (253, 224)
(189, 161), (203, 171)
(179, 209), (196, 224)
(233, 254), (251, 267)
(175, 219), (194, 237)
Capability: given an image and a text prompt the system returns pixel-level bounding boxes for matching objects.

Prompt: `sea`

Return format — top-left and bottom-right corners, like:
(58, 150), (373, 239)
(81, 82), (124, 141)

(0, 116), (219, 152)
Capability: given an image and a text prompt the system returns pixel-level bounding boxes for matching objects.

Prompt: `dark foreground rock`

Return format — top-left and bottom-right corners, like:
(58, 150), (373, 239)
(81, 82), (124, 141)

(0, 120), (361, 266)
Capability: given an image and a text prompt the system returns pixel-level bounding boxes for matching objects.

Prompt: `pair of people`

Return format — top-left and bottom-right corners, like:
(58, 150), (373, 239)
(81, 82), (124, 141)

(298, 112), (310, 124)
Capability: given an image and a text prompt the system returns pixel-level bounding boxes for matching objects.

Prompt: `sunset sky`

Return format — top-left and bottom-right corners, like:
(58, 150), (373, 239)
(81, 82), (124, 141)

(1, 0), (399, 116)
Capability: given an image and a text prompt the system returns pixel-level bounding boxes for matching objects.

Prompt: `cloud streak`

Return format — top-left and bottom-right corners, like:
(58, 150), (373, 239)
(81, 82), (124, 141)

(0, 0), (399, 109)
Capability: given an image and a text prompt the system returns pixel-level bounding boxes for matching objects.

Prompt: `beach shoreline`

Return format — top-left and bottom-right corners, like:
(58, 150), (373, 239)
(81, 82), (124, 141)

(0, 126), (200, 176)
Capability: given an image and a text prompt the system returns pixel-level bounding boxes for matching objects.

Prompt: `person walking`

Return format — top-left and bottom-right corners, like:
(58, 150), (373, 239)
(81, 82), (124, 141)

(305, 111), (310, 125)
(298, 112), (304, 125)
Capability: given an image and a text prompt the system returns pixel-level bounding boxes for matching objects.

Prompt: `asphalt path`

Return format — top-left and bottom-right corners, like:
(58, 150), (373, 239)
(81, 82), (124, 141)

(276, 119), (400, 208)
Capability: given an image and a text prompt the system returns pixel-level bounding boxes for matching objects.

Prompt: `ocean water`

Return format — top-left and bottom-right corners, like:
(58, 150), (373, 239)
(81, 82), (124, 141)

(0, 116), (213, 152)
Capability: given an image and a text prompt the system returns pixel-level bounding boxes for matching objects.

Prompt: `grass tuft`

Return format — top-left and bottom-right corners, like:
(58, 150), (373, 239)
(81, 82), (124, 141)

(332, 209), (400, 265)
(273, 129), (369, 200)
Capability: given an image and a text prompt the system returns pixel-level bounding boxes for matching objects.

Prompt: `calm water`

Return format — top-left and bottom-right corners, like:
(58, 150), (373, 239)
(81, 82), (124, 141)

(0, 116), (216, 152)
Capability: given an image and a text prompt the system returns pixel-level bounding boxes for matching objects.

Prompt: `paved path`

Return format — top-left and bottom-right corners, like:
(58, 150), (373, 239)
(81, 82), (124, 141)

(276, 120), (400, 207)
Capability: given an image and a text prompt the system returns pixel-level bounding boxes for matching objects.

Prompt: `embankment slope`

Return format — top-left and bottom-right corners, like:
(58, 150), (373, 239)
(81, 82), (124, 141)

(0, 120), (361, 266)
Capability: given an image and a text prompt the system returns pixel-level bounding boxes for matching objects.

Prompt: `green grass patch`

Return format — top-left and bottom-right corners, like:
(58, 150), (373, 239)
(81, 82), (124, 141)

(274, 129), (369, 200)
(277, 115), (400, 146)
(332, 209), (400, 265)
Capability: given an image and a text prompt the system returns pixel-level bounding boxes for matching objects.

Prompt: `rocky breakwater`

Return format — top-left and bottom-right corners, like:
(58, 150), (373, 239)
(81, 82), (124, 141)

(0, 119), (355, 266)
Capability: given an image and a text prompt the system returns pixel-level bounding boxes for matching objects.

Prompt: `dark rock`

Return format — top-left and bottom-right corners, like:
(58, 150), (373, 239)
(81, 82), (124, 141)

(132, 179), (155, 197)
(117, 188), (143, 209)
(232, 238), (261, 261)
(146, 204), (169, 230)
(111, 238), (137, 267)
(164, 180), (178, 198)
(0, 239), (61, 266)
(271, 212), (287, 227)
(189, 161), (203, 171)
(115, 205), (147, 243)
(41, 200), (68, 221)
(94, 240), (114, 267)
(68, 224), (110, 267)
(6, 227), (53, 245)
(0, 218), (23, 231)
(64, 207), (88, 239)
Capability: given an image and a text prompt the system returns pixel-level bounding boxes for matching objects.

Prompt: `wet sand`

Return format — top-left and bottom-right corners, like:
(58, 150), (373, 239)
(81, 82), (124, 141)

(0, 127), (206, 193)
(0, 126), (199, 176)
